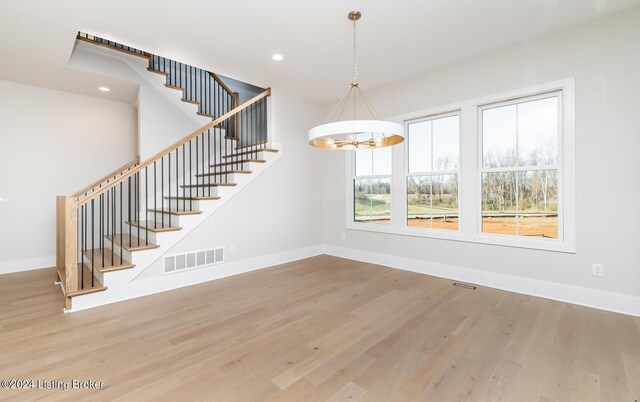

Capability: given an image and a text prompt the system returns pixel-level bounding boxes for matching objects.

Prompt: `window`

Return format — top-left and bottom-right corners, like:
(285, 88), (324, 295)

(346, 79), (574, 252)
(353, 147), (392, 224)
(480, 93), (560, 239)
(406, 113), (460, 230)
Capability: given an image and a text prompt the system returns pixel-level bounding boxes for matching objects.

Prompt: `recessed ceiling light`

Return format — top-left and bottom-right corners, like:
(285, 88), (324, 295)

(98, 86), (110, 92)
(271, 54), (284, 62)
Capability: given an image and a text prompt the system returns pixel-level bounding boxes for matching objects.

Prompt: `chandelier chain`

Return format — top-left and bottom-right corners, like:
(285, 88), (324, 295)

(352, 17), (357, 84)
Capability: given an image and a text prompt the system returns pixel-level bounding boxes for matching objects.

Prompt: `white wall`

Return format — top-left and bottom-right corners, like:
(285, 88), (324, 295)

(0, 80), (137, 272)
(136, 87), (326, 279)
(69, 42), (206, 160)
(323, 9), (640, 303)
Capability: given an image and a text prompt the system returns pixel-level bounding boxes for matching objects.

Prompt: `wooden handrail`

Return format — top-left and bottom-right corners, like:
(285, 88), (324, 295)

(73, 156), (140, 198)
(207, 71), (235, 98)
(77, 87), (271, 206)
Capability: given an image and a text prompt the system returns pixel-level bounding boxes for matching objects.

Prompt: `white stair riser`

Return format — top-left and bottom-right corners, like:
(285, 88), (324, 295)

(178, 186), (220, 197)
(102, 237), (134, 262)
(124, 223), (159, 244)
(165, 199), (204, 210)
(81, 259), (105, 284)
(145, 211), (186, 227)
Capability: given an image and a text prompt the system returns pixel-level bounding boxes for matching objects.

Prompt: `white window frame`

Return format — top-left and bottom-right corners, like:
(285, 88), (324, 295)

(478, 91), (563, 243)
(352, 149), (393, 225)
(345, 78), (576, 253)
(404, 110), (462, 234)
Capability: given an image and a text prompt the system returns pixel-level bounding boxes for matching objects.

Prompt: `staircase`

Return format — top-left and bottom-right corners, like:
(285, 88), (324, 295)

(56, 33), (280, 311)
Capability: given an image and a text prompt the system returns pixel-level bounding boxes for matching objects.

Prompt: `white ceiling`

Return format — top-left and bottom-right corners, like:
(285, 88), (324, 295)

(1, 0), (639, 103)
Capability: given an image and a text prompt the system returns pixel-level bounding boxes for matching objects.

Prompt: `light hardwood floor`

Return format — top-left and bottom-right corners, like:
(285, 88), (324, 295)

(0, 255), (638, 401)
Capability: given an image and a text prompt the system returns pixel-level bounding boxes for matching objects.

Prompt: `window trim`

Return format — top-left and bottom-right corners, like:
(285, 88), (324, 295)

(352, 148), (393, 225)
(345, 78), (575, 253)
(477, 90), (563, 243)
(404, 110), (462, 233)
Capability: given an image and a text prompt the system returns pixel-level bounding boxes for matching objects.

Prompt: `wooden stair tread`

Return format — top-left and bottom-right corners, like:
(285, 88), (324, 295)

(181, 183), (237, 188)
(106, 234), (159, 252)
(82, 249), (135, 273)
(197, 112), (214, 118)
(164, 196), (221, 200)
(66, 264), (107, 297)
(127, 221), (182, 232)
(223, 148), (278, 159)
(164, 83), (184, 91)
(195, 170), (251, 178)
(236, 141), (268, 150)
(181, 98), (199, 105)
(147, 208), (202, 215)
(210, 159), (265, 168)
(147, 68), (169, 76)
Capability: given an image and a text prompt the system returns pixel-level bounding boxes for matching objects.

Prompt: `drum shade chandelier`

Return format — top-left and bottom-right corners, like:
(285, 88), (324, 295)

(308, 11), (405, 150)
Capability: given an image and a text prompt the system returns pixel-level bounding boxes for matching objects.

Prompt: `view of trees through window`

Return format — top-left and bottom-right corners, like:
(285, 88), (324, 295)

(406, 114), (460, 230)
(354, 147), (392, 224)
(481, 94), (560, 238)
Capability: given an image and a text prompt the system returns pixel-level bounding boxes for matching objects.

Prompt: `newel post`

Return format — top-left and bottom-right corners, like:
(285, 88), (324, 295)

(56, 196), (78, 309)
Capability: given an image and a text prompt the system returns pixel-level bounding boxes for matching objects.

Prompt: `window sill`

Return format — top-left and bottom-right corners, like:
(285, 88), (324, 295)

(345, 221), (576, 253)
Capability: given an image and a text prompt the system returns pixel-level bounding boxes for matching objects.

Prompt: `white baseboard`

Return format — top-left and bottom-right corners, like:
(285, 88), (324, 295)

(322, 245), (640, 317)
(70, 245), (324, 312)
(0, 255), (55, 275)
(8, 245), (638, 317)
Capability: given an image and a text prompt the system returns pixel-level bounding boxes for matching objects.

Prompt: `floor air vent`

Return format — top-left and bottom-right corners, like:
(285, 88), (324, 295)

(453, 282), (477, 290)
(164, 247), (224, 274)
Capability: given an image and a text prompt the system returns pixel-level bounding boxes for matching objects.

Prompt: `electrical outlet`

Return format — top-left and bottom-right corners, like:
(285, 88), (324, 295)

(592, 264), (604, 277)
(229, 244), (236, 253)
(341, 232), (347, 240)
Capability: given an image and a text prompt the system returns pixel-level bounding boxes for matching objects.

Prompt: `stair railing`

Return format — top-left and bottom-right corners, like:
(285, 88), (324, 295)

(77, 32), (240, 137)
(56, 88), (271, 308)
(72, 157), (140, 200)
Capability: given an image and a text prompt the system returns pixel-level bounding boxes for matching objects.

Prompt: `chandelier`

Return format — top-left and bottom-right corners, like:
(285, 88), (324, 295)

(308, 11), (405, 150)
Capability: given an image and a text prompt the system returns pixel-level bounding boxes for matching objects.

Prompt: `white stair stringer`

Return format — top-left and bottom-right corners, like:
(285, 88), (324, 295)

(69, 145), (282, 312)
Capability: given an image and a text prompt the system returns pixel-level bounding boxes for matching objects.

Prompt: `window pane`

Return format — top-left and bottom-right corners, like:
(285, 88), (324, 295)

(483, 105), (517, 168)
(355, 149), (372, 176)
(407, 175), (458, 230)
(431, 175), (459, 230)
(372, 147), (392, 176)
(407, 176), (430, 228)
(518, 170), (558, 238)
(432, 115), (459, 171)
(408, 120), (431, 173)
(482, 172), (517, 235)
(354, 179), (371, 223)
(354, 178), (390, 225)
(518, 97), (559, 166)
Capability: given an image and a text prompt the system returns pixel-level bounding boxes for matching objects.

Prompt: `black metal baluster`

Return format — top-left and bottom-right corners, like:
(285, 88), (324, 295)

(80, 204), (84, 290)
(196, 136), (199, 197)
(207, 128), (211, 196)
(168, 153), (172, 226)
(201, 132), (205, 197)
(128, 176), (132, 246)
(145, 167), (149, 245)
(161, 157), (165, 228)
(182, 145), (186, 212)
(176, 149), (179, 213)
(154, 161), (157, 228)
(189, 140), (193, 210)
(100, 193), (104, 267)
(136, 172), (140, 241)
(120, 182), (123, 264)
(91, 199), (95, 287)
